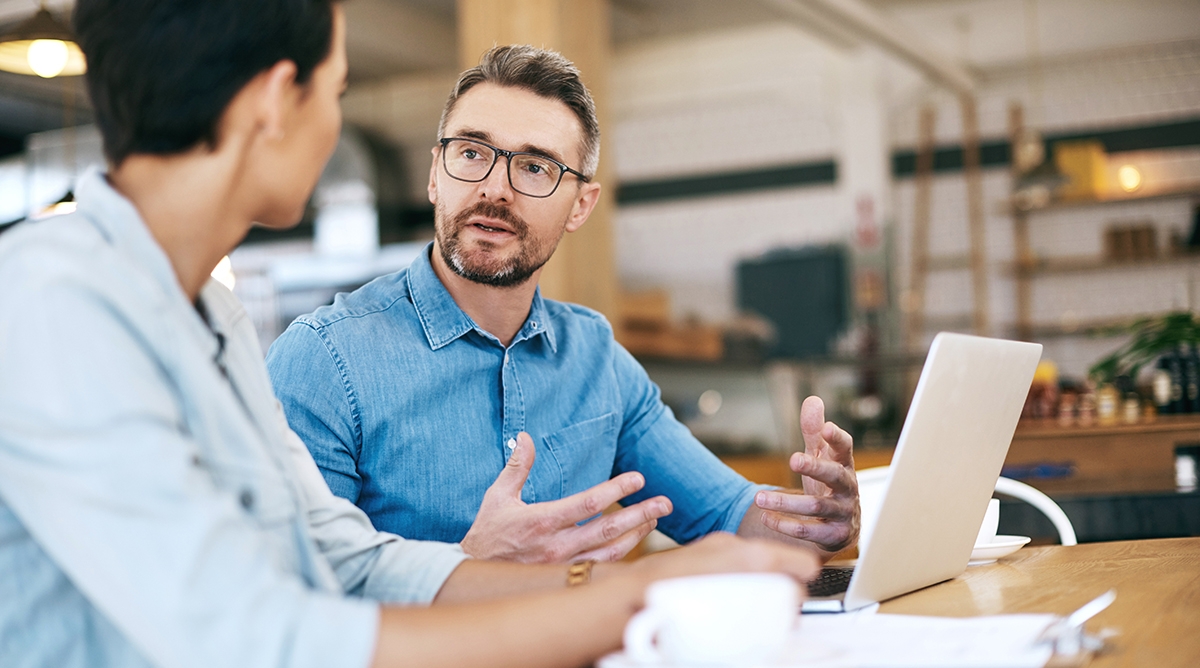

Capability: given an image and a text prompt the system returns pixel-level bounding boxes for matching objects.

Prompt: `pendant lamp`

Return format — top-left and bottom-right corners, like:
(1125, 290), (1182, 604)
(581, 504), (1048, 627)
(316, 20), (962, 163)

(0, 5), (86, 78)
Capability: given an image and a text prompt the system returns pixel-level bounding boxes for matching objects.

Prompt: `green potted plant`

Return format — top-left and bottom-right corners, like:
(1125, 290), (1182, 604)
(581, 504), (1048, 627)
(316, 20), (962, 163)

(1089, 311), (1200, 384)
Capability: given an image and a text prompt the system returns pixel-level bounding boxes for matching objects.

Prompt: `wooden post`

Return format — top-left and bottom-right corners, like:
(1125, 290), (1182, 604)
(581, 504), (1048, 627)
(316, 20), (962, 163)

(906, 106), (935, 352)
(456, 0), (619, 323)
(961, 93), (990, 336)
(1009, 103), (1035, 341)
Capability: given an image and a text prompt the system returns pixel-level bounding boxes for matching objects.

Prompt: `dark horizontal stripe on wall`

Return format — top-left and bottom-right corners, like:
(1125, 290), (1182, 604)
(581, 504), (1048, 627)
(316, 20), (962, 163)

(892, 142), (1010, 176)
(617, 160), (836, 205)
(893, 117), (1200, 178)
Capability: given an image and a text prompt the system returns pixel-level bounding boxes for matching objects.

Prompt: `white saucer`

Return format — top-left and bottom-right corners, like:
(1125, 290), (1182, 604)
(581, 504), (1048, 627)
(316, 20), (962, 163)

(597, 637), (837, 668)
(597, 651), (819, 668)
(968, 535), (1031, 565)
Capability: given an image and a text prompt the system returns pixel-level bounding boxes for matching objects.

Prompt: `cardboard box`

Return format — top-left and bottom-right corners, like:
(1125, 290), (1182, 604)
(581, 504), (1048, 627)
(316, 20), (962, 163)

(1054, 140), (1108, 201)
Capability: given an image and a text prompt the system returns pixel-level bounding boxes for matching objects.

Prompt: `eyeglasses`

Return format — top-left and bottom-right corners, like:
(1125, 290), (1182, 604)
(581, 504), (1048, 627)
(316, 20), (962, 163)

(438, 137), (588, 198)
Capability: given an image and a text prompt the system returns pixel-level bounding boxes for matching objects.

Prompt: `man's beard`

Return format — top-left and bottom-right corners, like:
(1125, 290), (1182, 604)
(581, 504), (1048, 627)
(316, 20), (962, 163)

(435, 200), (561, 288)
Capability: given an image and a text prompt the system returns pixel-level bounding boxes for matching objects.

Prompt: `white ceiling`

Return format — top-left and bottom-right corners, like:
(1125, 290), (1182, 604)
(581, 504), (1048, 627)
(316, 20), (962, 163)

(1, 0), (1196, 141)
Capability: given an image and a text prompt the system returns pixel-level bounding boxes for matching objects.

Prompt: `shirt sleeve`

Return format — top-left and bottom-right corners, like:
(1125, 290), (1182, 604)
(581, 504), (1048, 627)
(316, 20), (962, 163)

(0, 273), (378, 668)
(608, 343), (771, 543)
(266, 320), (365, 503)
(274, 403), (469, 604)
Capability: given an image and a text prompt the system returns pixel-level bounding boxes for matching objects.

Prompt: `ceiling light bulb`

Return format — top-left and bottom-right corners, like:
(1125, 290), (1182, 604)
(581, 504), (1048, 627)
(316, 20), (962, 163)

(1117, 165), (1142, 193)
(27, 39), (68, 78)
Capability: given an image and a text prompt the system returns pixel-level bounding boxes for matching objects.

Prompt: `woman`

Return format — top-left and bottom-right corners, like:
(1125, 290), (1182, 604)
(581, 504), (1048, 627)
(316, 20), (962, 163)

(0, 1), (817, 667)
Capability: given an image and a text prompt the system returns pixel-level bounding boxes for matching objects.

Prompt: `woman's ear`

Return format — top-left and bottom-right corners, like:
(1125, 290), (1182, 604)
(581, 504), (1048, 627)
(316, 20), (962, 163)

(256, 60), (300, 142)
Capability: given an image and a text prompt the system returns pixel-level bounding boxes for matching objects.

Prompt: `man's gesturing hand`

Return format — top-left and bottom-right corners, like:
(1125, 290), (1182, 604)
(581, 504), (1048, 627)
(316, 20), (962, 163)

(460, 432), (673, 563)
(747, 396), (860, 556)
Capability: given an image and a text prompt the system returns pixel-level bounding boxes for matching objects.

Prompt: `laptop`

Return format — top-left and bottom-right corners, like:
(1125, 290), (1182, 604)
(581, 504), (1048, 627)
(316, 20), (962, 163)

(802, 332), (1042, 613)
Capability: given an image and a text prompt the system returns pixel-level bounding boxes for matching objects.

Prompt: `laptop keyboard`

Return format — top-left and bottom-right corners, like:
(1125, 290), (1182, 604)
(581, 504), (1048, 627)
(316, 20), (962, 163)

(807, 566), (855, 597)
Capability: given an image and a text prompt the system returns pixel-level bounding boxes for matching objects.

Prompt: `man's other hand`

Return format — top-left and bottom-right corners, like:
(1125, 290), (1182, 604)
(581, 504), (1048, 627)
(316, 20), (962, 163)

(750, 396), (860, 555)
(460, 432), (673, 563)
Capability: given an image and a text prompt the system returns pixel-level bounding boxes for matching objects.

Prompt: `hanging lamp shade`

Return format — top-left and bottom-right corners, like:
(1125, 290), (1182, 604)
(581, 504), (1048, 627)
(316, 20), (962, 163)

(0, 8), (86, 78)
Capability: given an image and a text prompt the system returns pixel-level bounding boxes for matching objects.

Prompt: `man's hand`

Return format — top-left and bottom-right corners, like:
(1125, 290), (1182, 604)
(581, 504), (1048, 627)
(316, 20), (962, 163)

(460, 432), (672, 563)
(741, 396), (860, 556)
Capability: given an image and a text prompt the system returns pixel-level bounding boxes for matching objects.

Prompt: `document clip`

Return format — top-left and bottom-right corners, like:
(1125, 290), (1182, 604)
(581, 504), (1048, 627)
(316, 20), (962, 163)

(1038, 590), (1119, 667)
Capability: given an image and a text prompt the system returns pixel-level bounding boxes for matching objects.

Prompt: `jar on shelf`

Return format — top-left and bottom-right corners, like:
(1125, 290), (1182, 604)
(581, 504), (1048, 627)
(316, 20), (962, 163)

(1122, 392), (1141, 424)
(1096, 384), (1119, 426)
(1078, 391), (1097, 427)
(1057, 392), (1077, 427)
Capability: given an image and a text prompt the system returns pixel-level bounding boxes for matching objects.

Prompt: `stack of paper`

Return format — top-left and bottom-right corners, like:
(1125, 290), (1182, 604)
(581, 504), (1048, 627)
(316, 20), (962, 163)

(787, 613), (1058, 668)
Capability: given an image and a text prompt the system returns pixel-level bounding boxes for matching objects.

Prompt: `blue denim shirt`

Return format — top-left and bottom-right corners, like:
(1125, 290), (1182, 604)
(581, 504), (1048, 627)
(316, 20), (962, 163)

(0, 171), (467, 668)
(267, 245), (762, 545)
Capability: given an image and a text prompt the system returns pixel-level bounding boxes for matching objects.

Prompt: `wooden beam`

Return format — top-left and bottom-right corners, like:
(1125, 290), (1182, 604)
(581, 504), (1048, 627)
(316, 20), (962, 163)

(905, 105), (935, 352)
(768, 0), (976, 94)
(961, 94), (990, 336)
(1009, 103), (1035, 342)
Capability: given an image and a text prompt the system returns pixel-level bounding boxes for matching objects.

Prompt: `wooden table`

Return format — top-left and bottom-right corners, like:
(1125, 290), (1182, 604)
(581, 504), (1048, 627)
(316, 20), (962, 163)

(878, 537), (1200, 667)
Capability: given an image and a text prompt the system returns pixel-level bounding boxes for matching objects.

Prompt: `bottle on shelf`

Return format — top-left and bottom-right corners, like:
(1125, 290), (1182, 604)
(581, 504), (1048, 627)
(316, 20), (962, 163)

(1077, 390), (1097, 427)
(1153, 364), (1172, 415)
(1057, 392), (1077, 427)
(1096, 383), (1120, 426)
(1122, 392), (1141, 424)
(1186, 342), (1200, 413)
(1167, 349), (1185, 414)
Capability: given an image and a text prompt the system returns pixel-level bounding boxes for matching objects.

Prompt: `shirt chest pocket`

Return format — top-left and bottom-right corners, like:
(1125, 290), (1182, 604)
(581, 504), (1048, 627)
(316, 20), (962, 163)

(530, 412), (620, 503)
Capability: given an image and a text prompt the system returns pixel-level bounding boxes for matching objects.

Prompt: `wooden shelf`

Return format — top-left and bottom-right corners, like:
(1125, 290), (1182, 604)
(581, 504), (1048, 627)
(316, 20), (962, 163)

(1006, 414), (1200, 496)
(1008, 252), (1200, 276)
(1015, 413), (1200, 437)
(1000, 182), (1200, 214)
(638, 352), (928, 371)
(1024, 314), (1169, 339)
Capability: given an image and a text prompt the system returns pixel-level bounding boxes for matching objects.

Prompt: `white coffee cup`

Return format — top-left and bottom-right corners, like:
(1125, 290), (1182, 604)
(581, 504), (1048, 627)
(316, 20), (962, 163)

(623, 573), (799, 666)
(975, 498), (1000, 547)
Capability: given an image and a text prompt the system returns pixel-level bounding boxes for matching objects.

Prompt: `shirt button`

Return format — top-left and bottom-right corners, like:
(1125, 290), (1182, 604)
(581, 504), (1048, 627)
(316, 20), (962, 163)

(506, 438), (516, 450)
(530, 321), (539, 329)
(239, 489), (255, 511)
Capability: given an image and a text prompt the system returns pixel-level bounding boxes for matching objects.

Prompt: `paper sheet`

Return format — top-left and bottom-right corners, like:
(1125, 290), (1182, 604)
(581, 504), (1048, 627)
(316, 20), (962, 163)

(786, 613), (1058, 668)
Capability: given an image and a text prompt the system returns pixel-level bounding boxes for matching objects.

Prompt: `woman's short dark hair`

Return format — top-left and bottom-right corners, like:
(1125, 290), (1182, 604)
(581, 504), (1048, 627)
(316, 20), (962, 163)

(74, 0), (338, 166)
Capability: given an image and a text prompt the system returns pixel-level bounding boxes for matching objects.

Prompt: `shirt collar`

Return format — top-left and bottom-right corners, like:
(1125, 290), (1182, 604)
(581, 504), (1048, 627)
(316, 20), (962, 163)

(74, 167), (223, 362)
(407, 242), (557, 353)
(519, 287), (558, 353)
(76, 168), (183, 302)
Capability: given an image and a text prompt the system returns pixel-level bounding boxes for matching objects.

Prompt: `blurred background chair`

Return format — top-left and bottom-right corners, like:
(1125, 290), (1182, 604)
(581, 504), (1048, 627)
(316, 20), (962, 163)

(855, 466), (1078, 547)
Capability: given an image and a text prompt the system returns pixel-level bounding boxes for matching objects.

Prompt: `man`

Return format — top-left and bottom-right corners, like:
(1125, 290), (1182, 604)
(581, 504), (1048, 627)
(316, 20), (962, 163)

(267, 45), (860, 564)
(0, 3), (819, 667)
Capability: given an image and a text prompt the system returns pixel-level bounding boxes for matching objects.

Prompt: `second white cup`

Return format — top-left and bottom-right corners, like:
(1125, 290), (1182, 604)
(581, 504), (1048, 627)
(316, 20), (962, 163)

(975, 497), (1000, 547)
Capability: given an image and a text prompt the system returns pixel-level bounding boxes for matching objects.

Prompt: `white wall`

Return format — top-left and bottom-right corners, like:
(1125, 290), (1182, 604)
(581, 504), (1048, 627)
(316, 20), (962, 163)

(0, 156), (26, 223)
(610, 24), (886, 323)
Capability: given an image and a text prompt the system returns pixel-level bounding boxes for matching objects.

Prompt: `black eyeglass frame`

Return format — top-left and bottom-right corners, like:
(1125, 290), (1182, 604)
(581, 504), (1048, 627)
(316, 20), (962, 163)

(438, 137), (589, 199)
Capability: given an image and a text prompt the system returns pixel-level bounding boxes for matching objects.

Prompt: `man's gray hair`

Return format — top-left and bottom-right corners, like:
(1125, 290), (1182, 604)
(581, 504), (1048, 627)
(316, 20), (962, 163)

(437, 45), (600, 179)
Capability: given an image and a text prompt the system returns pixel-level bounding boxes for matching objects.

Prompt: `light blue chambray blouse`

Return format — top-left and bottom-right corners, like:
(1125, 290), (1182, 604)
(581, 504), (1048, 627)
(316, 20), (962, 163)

(0, 170), (467, 668)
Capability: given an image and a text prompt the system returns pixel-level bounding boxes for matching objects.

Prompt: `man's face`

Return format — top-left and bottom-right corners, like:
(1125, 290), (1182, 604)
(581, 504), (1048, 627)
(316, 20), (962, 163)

(428, 83), (599, 288)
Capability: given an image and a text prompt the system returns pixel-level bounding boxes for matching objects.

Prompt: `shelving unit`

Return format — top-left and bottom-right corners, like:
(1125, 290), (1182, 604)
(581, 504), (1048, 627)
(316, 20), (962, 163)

(1002, 183), (1200, 215)
(1007, 108), (1200, 343)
